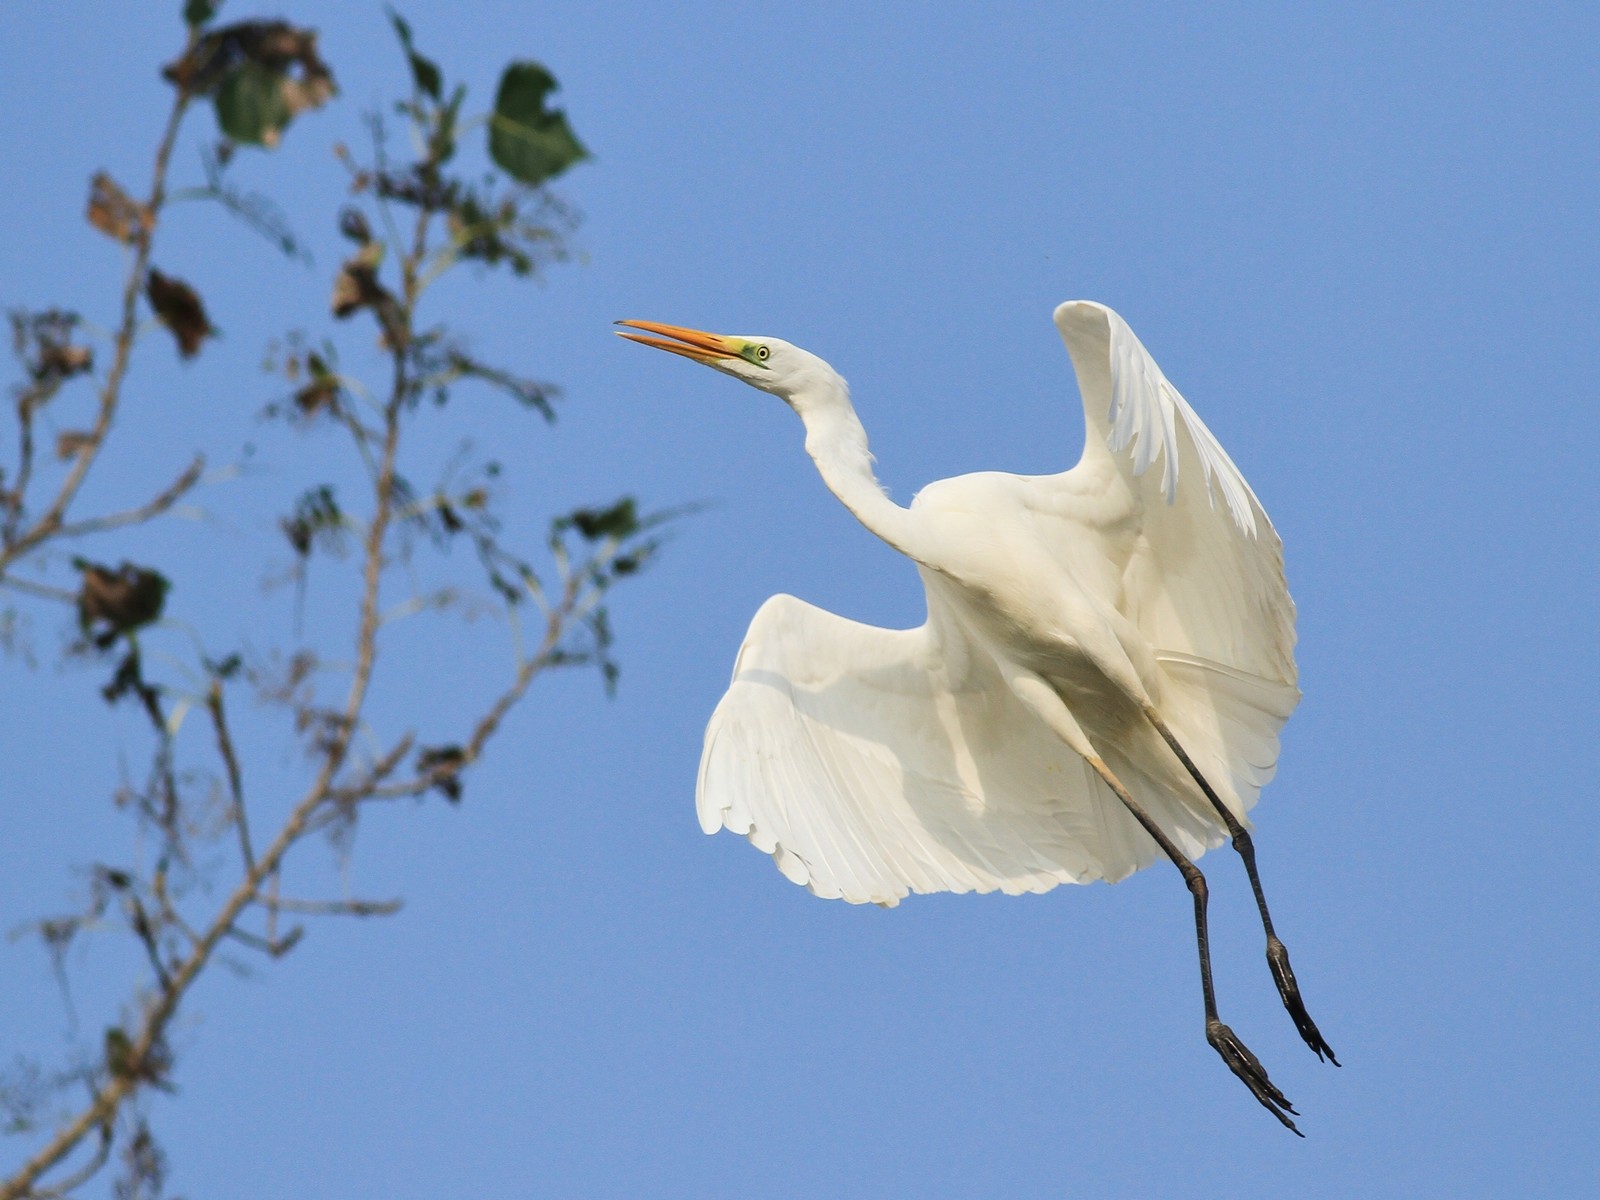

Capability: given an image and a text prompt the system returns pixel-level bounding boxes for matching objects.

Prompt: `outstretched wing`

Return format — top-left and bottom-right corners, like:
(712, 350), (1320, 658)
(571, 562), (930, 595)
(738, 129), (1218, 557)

(1052, 301), (1297, 688)
(1048, 302), (1300, 826)
(697, 593), (1228, 906)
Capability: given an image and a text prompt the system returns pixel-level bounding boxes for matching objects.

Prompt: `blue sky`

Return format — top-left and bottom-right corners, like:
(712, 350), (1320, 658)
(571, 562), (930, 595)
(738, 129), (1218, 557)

(2, 2), (1596, 1196)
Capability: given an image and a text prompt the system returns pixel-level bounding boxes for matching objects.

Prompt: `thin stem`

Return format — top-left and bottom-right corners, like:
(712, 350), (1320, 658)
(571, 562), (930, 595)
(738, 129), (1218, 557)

(335, 565), (595, 805)
(0, 576), (77, 604)
(256, 897), (402, 917)
(51, 455), (205, 541)
(206, 680), (252, 872)
(0, 92), (190, 578)
(26, 1123), (111, 1200)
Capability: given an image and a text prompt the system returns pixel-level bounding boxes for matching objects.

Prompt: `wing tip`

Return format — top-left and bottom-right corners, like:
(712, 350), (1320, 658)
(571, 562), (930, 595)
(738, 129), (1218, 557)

(1052, 299), (1112, 337)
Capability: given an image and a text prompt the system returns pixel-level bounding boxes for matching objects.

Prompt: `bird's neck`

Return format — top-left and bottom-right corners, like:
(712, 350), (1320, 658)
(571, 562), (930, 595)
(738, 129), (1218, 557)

(793, 382), (916, 557)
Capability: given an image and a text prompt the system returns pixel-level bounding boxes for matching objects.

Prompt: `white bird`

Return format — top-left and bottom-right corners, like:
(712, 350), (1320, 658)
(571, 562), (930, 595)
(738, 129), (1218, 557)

(618, 301), (1336, 1132)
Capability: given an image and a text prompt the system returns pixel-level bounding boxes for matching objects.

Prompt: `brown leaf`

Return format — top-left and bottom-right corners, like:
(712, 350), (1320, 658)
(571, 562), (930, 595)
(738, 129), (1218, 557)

(281, 69), (337, 117)
(145, 268), (214, 359)
(164, 21), (337, 145)
(9, 309), (92, 411)
(86, 171), (149, 244)
(329, 244), (382, 317)
(292, 351), (339, 415)
(330, 242), (404, 347)
(164, 20), (333, 92)
(50, 343), (93, 375)
(76, 561), (171, 648)
(56, 430), (96, 460)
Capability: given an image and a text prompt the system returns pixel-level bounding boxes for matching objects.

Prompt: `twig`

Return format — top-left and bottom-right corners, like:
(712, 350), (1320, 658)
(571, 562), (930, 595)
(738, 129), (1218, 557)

(0, 92), (190, 579)
(341, 566), (593, 805)
(205, 679), (252, 872)
(126, 897), (172, 992)
(26, 1121), (111, 1200)
(0, 576), (77, 604)
(255, 897), (402, 917)
(223, 923), (303, 958)
(51, 455), (205, 540)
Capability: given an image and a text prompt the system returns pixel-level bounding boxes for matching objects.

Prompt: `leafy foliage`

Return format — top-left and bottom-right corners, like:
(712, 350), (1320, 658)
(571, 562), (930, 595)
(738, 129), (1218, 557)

(164, 20), (338, 148)
(0, 8), (668, 1196)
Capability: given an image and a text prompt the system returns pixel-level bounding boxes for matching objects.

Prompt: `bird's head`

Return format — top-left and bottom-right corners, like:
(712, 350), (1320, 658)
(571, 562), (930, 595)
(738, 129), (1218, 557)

(615, 320), (836, 404)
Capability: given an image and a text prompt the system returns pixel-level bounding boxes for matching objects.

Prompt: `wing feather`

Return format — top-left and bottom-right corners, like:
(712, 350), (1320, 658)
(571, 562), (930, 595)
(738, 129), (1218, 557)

(1048, 301), (1299, 831)
(1053, 301), (1297, 687)
(695, 303), (1302, 905)
(696, 594), (1222, 905)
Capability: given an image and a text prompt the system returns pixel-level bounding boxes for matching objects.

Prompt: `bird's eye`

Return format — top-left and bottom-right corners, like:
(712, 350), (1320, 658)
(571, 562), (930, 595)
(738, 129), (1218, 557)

(755, 345), (770, 361)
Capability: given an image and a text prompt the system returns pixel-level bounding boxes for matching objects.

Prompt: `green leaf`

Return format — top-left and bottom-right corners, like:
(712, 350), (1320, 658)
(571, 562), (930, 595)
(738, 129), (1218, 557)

(387, 7), (442, 100)
(563, 497), (638, 542)
(105, 1028), (134, 1079)
(183, 0), (219, 28)
(215, 60), (291, 146)
(488, 61), (588, 187)
(432, 83), (466, 163)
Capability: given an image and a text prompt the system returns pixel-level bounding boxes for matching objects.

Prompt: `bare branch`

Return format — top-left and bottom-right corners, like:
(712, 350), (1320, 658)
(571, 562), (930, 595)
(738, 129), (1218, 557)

(223, 923), (303, 959)
(344, 562), (595, 806)
(27, 1121), (111, 1200)
(50, 455), (205, 541)
(125, 896), (172, 992)
(205, 679), (252, 872)
(0, 576), (76, 605)
(256, 897), (402, 917)
(0, 90), (191, 579)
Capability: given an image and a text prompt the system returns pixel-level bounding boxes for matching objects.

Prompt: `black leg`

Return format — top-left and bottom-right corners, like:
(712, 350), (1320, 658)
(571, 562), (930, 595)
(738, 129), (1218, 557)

(1083, 753), (1303, 1135)
(1143, 707), (1338, 1066)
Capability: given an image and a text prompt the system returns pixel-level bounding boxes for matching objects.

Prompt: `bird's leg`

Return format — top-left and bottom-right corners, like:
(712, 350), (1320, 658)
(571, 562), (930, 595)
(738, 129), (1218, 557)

(1140, 705), (1338, 1066)
(1078, 752), (1303, 1135)
(996, 665), (1300, 1130)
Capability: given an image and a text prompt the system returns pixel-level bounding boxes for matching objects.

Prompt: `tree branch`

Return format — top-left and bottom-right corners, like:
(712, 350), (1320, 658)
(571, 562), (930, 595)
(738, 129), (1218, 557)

(0, 91), (190, 579)
(50, 455), (205, 541)
(206, 679), (252, 872)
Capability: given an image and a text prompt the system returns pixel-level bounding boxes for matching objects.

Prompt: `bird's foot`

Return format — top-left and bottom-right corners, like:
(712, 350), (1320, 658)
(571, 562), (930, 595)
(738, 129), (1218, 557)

(1206, 1019), (1303, 1136)
(1267, 935), (1339, 1065)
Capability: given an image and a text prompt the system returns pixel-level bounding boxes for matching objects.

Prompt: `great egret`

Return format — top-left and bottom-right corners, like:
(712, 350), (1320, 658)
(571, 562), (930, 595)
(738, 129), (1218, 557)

(618, 301), (1335, 1132)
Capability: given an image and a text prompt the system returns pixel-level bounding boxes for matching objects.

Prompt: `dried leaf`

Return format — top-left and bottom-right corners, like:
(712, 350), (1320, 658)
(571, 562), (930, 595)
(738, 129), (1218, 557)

(417, 744), (466, 803)
(9, 310), (92, 411)
(163, 21), (337, 146)
(86, 171), (148, 244)
(293, 351), (339, 415)
(280, 485), (343, 558)
(56, 430), (96, 459)
(337, 206), (371, 243)
(330, 242), (404, 346)
(75, 560), (171, 648)
(50, 343), (92, 376)
(145, 268), (214, 359)
(330, 242), (384, 318)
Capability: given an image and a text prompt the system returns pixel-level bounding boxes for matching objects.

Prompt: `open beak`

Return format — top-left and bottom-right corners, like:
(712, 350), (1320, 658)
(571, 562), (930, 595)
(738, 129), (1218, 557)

(615, 320), (740, 365)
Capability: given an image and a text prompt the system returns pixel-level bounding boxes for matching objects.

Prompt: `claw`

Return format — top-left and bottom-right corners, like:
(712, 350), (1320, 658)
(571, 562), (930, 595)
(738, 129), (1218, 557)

(1207, 1019), (1303, 1136)
(1268, 936), (1339, 1065)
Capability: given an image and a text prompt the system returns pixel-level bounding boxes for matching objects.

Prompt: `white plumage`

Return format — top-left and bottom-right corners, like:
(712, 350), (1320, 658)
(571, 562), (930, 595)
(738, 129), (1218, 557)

(619, 299), (1334, 1132)
(694, 301), (1298, 906)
